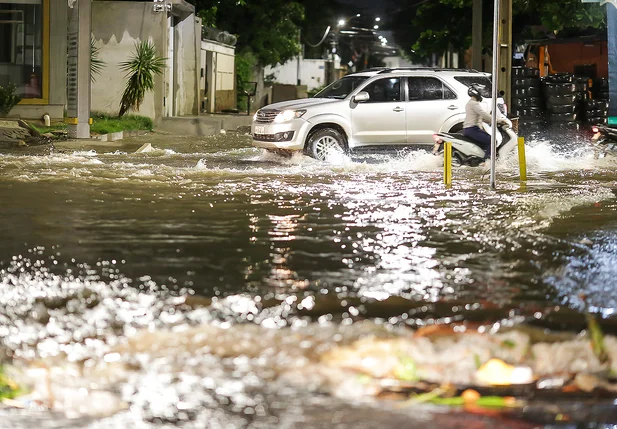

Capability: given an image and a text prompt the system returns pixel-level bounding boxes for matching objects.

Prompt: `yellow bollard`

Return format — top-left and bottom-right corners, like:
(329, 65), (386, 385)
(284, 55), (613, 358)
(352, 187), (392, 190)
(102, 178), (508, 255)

(444, 141), (452, 187)
(517, 137), (527, 181)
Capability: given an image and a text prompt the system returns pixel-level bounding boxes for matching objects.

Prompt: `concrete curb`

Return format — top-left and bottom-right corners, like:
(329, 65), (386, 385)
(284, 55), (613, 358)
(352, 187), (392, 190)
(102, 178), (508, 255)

(92, 129), (148, 142)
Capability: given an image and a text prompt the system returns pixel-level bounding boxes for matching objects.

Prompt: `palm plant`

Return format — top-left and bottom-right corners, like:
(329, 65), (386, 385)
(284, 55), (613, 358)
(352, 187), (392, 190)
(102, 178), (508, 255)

(90, 36), (105, 82)
(118, 40), (166, 117)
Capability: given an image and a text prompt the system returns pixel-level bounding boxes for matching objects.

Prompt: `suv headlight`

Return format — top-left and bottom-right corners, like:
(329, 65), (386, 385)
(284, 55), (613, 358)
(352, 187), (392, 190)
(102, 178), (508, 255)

(253, 111), (259, 121)
(273, 109), (306, 123)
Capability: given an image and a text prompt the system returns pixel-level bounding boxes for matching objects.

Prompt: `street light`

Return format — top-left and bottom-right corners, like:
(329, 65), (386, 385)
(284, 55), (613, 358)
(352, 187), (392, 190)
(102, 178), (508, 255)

(375, 17), (381, 21)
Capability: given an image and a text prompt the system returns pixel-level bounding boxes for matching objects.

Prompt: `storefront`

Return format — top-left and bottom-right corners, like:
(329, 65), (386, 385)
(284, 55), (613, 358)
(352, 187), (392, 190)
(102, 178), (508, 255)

(0, 0), (48, 103)
(1, 0), (66, 119)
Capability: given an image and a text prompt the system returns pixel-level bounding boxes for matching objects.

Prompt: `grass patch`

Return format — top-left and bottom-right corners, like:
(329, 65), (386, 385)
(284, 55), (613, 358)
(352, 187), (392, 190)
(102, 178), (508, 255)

(30, 112), (153, 135)
(90, 112), (153, 135)
(0, 366), (21, 399)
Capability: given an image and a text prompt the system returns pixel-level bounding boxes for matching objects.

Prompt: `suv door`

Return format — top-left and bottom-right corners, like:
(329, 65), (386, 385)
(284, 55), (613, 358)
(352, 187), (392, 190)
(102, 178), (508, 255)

(405, 76), (462, 144)
(350, 77), (406, 146)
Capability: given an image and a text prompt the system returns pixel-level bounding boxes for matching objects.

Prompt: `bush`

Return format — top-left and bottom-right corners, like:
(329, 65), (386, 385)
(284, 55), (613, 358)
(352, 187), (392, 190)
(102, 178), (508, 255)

(0, 83), (21, 117)
(307, 85), (325, 98)
(236, 50), (258, 112)
(90, 112), (153, 134)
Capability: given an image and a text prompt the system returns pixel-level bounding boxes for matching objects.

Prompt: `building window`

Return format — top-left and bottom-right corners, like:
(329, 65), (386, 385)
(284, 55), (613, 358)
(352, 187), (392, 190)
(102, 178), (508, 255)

(0, 0), (44, 99)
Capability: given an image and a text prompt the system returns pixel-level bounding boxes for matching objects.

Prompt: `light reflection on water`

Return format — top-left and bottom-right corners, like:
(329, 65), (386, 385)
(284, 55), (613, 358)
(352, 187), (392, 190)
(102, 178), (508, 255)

(1, 131), (617, 426)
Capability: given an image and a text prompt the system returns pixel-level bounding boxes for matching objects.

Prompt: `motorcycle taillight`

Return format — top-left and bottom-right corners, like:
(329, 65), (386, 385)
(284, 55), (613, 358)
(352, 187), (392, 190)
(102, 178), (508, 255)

(592, 126), (599, 133)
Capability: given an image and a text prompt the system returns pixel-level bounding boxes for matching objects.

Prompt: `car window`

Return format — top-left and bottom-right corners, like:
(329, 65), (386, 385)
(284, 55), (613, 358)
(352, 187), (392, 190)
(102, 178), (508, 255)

(453, 76), (492, 98)
(313, 76), (369, 99)
(408, 77), (456, 101)
(361, 78), (401, 103)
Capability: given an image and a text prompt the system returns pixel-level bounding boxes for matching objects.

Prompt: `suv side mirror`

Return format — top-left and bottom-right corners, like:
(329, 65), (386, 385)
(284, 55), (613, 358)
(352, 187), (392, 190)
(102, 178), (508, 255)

(353, 91), (370, 103)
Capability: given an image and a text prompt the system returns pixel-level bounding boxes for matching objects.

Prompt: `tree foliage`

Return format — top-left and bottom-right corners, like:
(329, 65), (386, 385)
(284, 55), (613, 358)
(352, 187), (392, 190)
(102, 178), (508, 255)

(192, 0), (304, 66)
(390, 0), (606, 62)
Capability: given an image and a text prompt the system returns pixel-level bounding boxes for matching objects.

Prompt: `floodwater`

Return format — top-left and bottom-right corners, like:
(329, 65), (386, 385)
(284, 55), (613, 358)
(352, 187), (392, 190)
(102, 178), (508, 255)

(1, 125), (617, 428)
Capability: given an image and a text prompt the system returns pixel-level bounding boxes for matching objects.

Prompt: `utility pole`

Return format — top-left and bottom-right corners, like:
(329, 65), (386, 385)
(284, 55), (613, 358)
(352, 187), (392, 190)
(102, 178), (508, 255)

(607, 2), (617, 125)
(498, 0), (512, 109)
(66, 0), (91, 138)
(329, 31), (338, 84)
(297, 29), (302, 85)
(489, 0), (500, 189)
(472, 0), (482, 70)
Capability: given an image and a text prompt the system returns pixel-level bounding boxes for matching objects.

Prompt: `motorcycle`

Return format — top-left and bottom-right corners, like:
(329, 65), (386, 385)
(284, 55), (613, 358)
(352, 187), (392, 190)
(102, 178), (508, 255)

(432, 120), (519, 167)
(591, 124), (617, 158)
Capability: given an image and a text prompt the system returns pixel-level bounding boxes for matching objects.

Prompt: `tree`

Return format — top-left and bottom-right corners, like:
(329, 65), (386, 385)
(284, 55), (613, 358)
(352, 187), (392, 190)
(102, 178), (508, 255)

(192, 0), (304, 66)
(389, 0), (606, 62)
(118, 41), (166, 117)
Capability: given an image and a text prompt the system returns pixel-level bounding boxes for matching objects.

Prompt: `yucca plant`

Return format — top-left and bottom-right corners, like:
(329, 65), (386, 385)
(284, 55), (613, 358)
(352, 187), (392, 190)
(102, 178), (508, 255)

(118, 40), (166, 117)
(90, 36), (105, 82)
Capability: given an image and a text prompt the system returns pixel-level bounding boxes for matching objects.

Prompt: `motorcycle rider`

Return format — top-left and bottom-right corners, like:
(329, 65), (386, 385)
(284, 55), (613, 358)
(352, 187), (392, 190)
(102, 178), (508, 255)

(462, 85), (509, 161)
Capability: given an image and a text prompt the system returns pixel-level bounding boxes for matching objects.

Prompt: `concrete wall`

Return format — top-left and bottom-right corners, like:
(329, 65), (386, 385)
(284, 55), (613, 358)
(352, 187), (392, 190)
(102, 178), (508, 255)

(49, 0), (68, 107)
(91, 1), (199, 122)
(200, 40), (236, 112)
(382, 55), (417, 69)
(174, 14), (200, 115)
(265, 58), (326, 91)
(215, 53), (235, 111)
(91, 2), (166, 119)
(547, 41), (609, 78)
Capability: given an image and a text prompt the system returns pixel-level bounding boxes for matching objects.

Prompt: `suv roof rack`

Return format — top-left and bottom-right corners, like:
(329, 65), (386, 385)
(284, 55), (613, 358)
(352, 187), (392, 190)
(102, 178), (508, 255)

(348, 67), (390, 74)
(376, 67), (481, 74)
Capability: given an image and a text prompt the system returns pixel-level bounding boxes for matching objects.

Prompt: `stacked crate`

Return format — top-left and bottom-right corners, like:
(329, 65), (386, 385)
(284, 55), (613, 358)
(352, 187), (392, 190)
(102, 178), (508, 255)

(585, 77), (610, 125)
(511, 67), (543, 121)
(542, 73), (581, 124)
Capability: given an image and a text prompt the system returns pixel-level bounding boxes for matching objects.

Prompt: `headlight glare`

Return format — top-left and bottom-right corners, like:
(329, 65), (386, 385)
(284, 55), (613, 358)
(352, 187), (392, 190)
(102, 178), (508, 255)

(274, 109), (306, 123)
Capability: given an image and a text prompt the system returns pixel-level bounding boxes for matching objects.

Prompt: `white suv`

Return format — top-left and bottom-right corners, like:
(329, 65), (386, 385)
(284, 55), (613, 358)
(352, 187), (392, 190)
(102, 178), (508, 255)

(251, 67), (504, 160)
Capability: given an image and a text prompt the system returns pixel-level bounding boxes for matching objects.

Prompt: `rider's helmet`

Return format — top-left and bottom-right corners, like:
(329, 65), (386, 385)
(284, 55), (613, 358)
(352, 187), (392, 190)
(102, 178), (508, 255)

(468, 85), (483, 101)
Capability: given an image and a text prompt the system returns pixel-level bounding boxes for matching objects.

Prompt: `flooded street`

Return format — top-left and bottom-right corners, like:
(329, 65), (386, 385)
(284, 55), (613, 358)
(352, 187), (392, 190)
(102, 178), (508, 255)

(1, 127), (617, 427)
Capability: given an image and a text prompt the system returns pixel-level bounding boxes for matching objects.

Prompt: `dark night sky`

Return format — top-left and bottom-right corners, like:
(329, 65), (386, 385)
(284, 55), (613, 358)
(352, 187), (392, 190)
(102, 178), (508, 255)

(338, 0), (388, 15)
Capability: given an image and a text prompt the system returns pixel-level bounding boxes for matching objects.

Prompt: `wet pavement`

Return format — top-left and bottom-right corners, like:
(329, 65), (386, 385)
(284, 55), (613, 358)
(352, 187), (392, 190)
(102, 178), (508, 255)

(0, 126), (617, 427)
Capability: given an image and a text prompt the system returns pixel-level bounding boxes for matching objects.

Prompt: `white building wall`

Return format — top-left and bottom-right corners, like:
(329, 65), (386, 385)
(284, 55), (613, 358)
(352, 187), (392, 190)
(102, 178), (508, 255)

(175, 14), (199, 116)
(200, 40), (236, 112)
(91, 1), (199, 121)
(382, 56), (417, 68)
(265, 58), (326, 91)
(91, 2), (166, 119)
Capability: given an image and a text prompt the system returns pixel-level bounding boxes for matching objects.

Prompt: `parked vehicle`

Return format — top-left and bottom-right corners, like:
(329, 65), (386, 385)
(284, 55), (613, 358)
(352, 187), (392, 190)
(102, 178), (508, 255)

(432, 121), (518, 167)
(591, 124), (617, 158)
(251, 67), (507, 160)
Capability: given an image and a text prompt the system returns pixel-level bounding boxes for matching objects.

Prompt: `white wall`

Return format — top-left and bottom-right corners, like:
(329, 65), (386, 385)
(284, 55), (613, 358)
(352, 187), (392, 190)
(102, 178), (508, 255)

(91, 1), (199, 121)
(200, 40), (236, 112)
(382, 55), (417, 68)
(174, 14), (200, 116)
(91, 2), (166, 119)
(265, 58), (326, 91)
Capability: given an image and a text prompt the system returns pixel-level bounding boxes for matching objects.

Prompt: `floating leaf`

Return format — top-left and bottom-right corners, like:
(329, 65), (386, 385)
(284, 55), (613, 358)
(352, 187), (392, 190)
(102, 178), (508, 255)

(394, 357), (418, 382)
(587, 313), (608, 363)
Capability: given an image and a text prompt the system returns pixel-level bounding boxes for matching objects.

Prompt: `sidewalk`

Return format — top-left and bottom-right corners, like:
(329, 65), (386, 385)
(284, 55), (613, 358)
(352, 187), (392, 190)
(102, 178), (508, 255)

(156, 113), (252, 136)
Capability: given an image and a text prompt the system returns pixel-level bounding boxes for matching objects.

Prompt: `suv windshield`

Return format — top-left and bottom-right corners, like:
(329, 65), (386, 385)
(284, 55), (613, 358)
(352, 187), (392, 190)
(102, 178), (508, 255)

(454, 76), (493, 98)
(313, 76), (369, 99)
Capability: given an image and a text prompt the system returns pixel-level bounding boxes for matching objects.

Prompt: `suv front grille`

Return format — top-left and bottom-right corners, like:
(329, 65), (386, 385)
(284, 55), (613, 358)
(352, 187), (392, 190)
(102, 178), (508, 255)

(255, 109), (279, 124)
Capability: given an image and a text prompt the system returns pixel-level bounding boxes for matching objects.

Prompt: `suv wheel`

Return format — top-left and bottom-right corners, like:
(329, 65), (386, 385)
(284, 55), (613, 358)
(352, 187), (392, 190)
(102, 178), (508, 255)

(306, 128), (346, 160)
